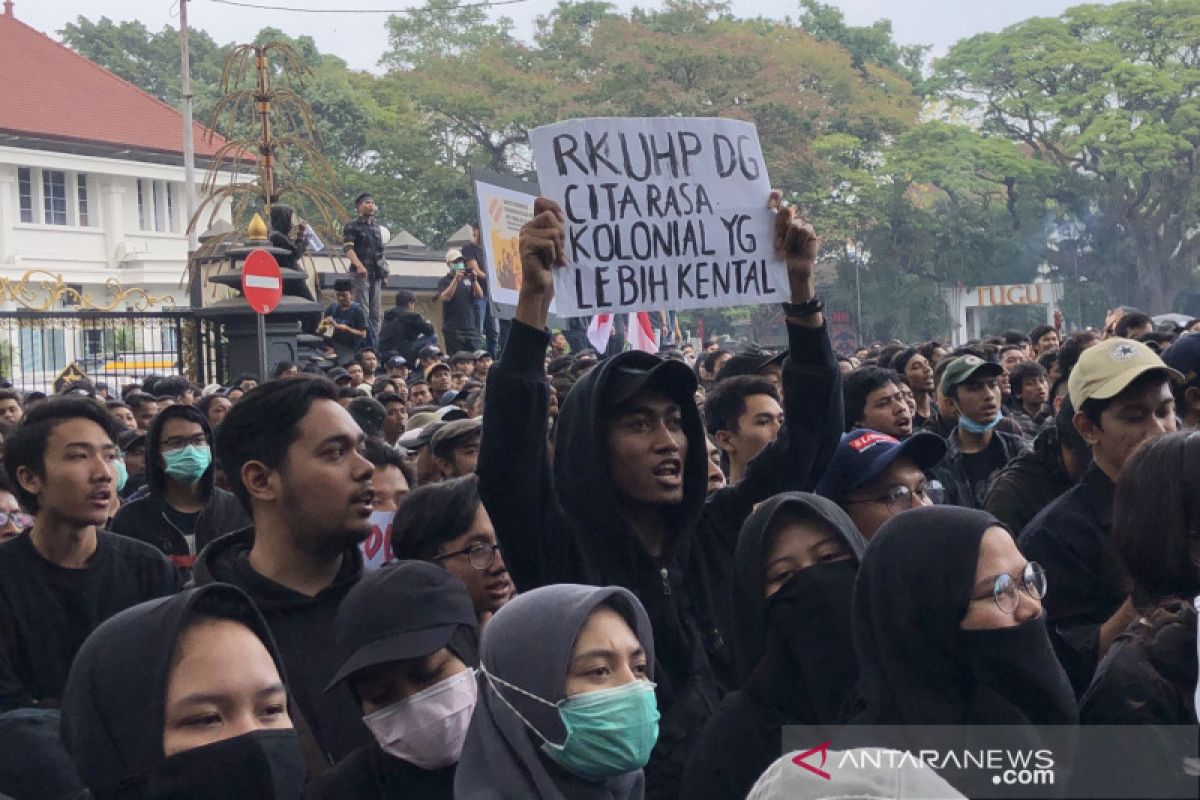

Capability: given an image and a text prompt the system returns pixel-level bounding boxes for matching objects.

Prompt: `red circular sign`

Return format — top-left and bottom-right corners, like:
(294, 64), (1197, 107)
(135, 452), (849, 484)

(242, 249), (283, 314)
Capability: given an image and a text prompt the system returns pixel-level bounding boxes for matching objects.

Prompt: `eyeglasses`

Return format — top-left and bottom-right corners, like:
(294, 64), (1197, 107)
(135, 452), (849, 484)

(971, 562), (1047, 614)
(432, 542), (502, 571)
(847, 480), (945, 515)
(160, 434), (208, 452)
(0, 511), (32, 529)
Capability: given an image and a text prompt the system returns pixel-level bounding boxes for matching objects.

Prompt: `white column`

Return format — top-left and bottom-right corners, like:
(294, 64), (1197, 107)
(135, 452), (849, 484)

(102, 179), (126, 270)
(0, 166), (16, 266)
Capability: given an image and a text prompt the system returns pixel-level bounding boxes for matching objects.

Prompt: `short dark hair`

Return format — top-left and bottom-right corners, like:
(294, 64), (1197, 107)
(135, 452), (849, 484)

(371, 378), (399, 397)
(390, 474), (481, 561)
(214, 377), (340, 512)
(889, 347), (919, 374)
(396, 290), (416, 307)
(1030, 324), (1057, 345)
(1114, 311), (1153, 338)
(1008, 361), (1047, 396)
(338, 386), (360, 401)
(125, 392), (157, 413)
(1079, 369), (1170, 431)
(5, 397), (120, 513)
(1113, 432), (1200, 600)
(1002, 329), (1031, 347)
(0, 389), (20, 406)
(272, 361), (298, 378)
(196, 393), (228, 417)
(697, 349), (731, 376)
(999, 343), (1026, 358)
(1037, 350), (1058, 372)
(843, 366), (900, 432)
(376, 391), (405, 407)
(1055, 397), (1090, 469)
(358, 348), (379, 360)
(363, 437), (405, 472)
(1057, 330), (1101, 380)
(152, 376), (191, 400)
(703, 376), (779, 437)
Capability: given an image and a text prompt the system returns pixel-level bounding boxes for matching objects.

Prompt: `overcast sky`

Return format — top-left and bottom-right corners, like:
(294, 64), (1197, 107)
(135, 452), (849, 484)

(12, 0), (1112, 73)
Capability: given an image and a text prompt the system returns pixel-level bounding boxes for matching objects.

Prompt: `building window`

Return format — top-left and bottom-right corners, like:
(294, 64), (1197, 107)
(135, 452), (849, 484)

(18, 167), (33, 223)
(77, 174), (92, 227)
(137, 179), (181, 233)
(42, 170), (68, 225)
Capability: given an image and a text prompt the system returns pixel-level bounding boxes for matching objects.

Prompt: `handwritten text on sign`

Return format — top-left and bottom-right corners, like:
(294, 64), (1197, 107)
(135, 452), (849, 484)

(530, 117), (786, 316)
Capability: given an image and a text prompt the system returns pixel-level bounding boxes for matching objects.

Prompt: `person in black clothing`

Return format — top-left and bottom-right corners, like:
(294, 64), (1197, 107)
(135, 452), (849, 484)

(1007, 360), (1051, 437)
(930, 355), (1028, 509)
(110, 404), (249, 573)
(269, 204), (315, 300)
(438, 248), (483, 354)
(378, 290), (437, 365)
(477, 194), (841, 798)
(462, 223), (497, 350)
(681, 493), (867, 800)
(1019, 338), (1179, 698)
(323, 278), (369, 365)
(307, 561), (479, 800)
(1075, 432), (1200, 797)
(0, 398), (179, 710)
(342, 193), (389, 342)
(197, 377), (376, 769)
(842, 506), (1076, 798)
(61, 584), (305, 799)
(983, 397), (1091, 534)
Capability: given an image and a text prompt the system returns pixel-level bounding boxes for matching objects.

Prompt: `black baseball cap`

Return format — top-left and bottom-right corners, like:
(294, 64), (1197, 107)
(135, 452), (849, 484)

(326, 366), (350, 383)
(1162, 332), (1200, 386)
(815, 429), (947, 505)
(716, 348), (786, 381)
(326, 561), (477, 691)
(603, 352), (698, 407)
(386, 355), (408, 369)
(418, 345), (442, 360)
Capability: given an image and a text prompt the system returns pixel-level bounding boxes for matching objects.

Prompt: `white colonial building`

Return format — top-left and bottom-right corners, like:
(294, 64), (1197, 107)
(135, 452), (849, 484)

(0, 3), (232, 388)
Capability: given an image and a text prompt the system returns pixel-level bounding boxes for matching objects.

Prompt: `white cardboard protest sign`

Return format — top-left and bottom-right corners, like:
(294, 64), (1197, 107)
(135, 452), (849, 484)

(530, 117), (787, 317)
(359, 510), (395, 572)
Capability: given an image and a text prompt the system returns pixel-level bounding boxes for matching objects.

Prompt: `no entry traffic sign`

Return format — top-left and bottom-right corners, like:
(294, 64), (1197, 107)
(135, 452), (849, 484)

(242, 249), (282, 314)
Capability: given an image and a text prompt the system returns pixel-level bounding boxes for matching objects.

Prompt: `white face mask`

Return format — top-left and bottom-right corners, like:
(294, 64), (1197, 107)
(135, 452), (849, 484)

(362, 667), (478, 770)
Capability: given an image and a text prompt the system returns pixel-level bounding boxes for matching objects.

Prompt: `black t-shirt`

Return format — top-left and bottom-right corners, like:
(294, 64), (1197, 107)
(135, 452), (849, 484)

(0, 531), (180, 709)
(461, 241), (489, 296)
(162, 506), (202, 555)
(960, 435), (1007, 497)
(437, 272), (477, 330)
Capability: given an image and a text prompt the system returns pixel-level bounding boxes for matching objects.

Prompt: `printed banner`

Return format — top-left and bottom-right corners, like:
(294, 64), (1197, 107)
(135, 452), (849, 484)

(529, 117), (787, 316)
(472, 172), (538, 308)
(359, 510), (395, 572)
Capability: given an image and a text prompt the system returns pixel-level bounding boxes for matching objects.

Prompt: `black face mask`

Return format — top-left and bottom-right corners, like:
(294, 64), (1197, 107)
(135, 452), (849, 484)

(140, 729), (304, 799)
(763, 559), (860, 723)
(959, 615), (1078, 725)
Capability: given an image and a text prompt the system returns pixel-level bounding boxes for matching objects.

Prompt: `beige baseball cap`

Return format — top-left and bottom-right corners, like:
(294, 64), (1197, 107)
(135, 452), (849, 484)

(1067, 338), (1182, 408)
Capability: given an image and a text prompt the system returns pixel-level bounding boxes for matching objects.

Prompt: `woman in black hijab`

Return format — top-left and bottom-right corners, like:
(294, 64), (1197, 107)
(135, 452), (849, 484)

(269, 204), (307, 272)
(61, 584), (304, 799)
(680, 492), (867, 800)
(455, 583), (659, 800)
(843, 505), (1077, 796)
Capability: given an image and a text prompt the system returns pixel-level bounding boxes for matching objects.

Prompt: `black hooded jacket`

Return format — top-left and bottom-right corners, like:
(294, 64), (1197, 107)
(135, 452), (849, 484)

(377, 308), (435, 362)
(192, 529), (371, 767)
(681, 493), (867, 800)
(983, 419), (1077, 534)
(477, 319), (841, 798)
(110, 407), (250, 567)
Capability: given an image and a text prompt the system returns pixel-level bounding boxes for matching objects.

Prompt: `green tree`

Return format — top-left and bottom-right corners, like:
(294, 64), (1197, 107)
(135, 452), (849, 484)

(799, 0), (929, 87)
(934, 0), (1200, 313)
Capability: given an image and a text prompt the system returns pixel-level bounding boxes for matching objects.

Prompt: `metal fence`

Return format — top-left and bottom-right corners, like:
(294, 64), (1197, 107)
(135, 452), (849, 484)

(0, 311), (224, 393)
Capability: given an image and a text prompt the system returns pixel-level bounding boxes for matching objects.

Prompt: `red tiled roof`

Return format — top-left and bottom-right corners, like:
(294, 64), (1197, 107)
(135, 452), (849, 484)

(0, 12), (226, 159)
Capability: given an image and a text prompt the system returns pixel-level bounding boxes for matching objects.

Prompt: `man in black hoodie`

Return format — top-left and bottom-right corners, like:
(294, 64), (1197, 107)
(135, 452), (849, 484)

(477, 194), (840, 798)
(378, 290), (436, 364)
(110, 404), (249, 574)
(196, 377), (376, 769)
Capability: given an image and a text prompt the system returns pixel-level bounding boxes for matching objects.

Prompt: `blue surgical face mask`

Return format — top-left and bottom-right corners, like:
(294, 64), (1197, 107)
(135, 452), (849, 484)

(113, 458), (128, 493)
(482, 668), (660, 782)
(958, 413), (1002, 435)
(162, 445), (211, 485)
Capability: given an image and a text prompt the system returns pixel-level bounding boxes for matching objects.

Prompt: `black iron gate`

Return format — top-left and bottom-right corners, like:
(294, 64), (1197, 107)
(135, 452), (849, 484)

(0, 311), (225, 393)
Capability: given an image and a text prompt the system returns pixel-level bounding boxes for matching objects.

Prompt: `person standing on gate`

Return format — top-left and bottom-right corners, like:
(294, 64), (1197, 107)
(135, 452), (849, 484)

(342, 193), (389, 344)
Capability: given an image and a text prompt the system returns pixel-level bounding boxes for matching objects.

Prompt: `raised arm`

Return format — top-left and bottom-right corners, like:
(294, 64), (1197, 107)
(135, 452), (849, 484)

(477, 199), (572, 591)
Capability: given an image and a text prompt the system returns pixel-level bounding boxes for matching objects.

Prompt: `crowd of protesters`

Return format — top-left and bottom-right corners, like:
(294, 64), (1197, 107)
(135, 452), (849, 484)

(0, 190), (1196, 800)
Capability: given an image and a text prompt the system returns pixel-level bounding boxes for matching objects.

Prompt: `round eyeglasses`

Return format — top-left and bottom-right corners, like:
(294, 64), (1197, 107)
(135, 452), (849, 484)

(0, 511), (32, 530)
(432, 542), (502, 571)
(972, 562), (1047, 614)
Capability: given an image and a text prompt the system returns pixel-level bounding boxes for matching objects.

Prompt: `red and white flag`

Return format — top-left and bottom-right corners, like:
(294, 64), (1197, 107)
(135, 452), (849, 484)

(626, 312), (660, 353)
(587, 314), (614, 353)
